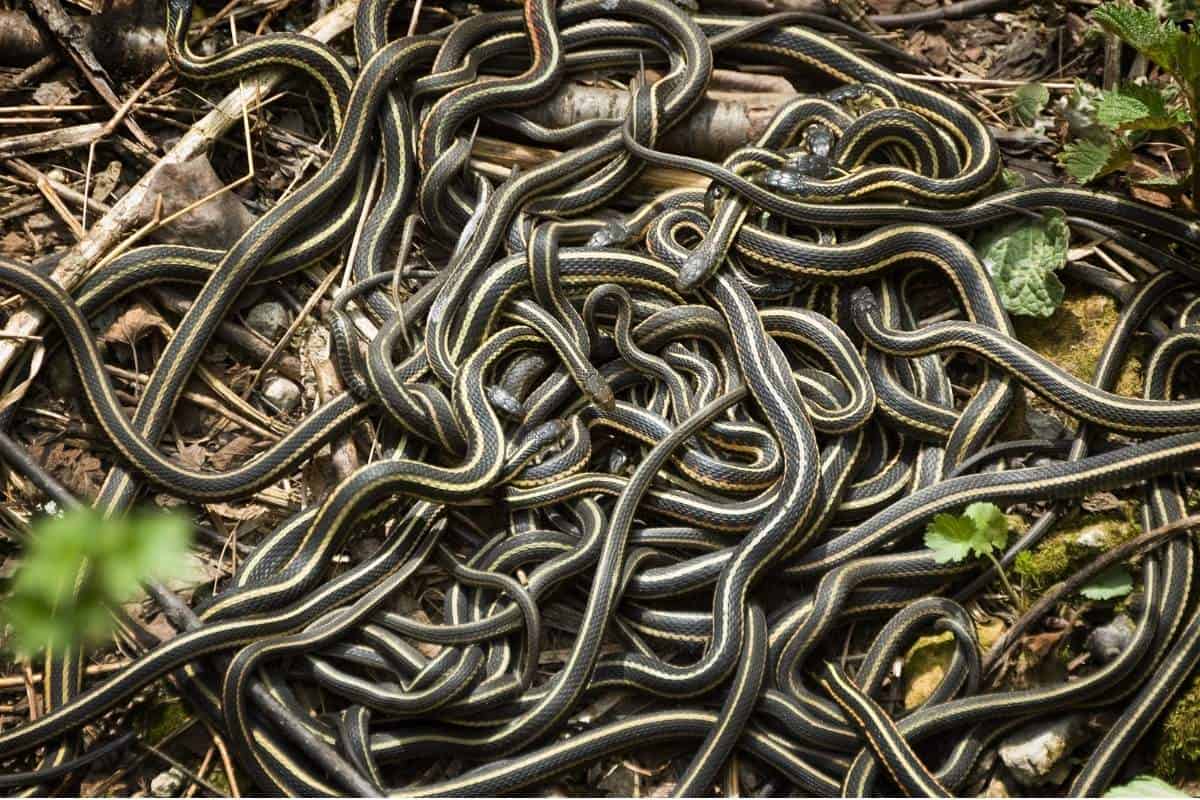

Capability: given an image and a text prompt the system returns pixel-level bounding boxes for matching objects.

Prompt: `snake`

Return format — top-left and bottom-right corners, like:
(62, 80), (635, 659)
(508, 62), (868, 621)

(7, 0), (1200, 796)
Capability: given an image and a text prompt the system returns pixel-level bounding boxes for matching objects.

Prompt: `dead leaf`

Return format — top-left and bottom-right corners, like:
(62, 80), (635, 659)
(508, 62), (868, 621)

(209, 435), (260, 470)
(1082, 492), (1122, 513)
(206, 501), (267, 521)
(90, 160), (122, 203)
(100, 300), (170, 345)
(176, 442), (206, 470)
(32, 80), (75, 106)
(1130, 185), (1173, 208)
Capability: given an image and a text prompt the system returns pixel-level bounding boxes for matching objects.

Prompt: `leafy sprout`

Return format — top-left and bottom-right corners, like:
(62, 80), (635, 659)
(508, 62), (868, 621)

(925, 502), (1022, 605)
(1081, 564), (1135, 600)
(1, 508), (192, 658)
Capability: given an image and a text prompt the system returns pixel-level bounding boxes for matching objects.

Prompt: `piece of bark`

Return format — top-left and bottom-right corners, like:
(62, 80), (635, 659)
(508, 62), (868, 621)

(0, 123), (106, 159)
(520, 82), (796, 162)
(140, 156), (257, 249)
(0, 0), (360, 394)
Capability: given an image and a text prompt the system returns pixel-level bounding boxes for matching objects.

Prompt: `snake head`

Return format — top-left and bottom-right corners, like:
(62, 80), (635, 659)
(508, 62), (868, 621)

(848, 287), (881, 324)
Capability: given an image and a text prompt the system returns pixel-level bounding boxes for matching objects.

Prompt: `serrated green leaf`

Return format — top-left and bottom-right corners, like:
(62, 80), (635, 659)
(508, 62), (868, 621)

(1013, 83), (1050, 125)
(924, 503), (1010, 564)
(1059, 137), (1132, 184)
(1105, 775), (1190, 797)
(1096, 83), (1187, 130)
(1093, 3), (1180, 70)
(976, 209), (1070, 318)
(1081, 565), (1135, 600)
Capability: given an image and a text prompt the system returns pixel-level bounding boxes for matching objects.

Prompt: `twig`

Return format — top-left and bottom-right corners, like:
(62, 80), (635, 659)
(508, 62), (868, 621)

(982, 514), (1200, 675)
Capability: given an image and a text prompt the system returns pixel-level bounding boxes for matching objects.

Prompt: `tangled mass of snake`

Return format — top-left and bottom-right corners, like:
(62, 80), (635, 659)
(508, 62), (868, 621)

(12, 0), (1200, 795)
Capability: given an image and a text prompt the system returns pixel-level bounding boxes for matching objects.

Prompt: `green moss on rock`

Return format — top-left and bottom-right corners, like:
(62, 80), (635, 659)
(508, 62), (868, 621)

(1156, 673), (1200, 780)
(1014, 516), (1138, 590)
(1014, 283), (1145, 396)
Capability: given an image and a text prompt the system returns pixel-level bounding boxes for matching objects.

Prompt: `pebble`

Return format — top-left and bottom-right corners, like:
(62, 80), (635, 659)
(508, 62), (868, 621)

(150, 768), (186, 797)
(263, 376), (302, 413)
(998, 714), (1088, 786)
(246, 300), (289, 341)
(1086, 614), (1136, 665)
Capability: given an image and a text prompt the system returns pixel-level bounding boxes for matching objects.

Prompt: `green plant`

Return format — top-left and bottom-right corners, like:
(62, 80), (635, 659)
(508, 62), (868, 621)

(1077, 2), (1200, 199)
(1, 508), (192, 658)
(1105, 775), (1190, 797)
(924, 502), (1022, 605)
(975, 208), (1070, 318)
(1080, 564), (1135, 600)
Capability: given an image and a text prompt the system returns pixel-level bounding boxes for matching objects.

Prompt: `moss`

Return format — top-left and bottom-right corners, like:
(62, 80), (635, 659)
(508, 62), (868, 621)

(140, 698), (192, 745)
(1014, 515), (1138, 590)
(1156, 673), (1200, 780)
(1013, 282), (1145, 397)
(901, 618), (1006, 709)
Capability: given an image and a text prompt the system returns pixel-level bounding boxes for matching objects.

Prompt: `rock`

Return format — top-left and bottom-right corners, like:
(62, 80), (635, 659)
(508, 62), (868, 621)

(597, 765), (638, 797)
(1026, 408), (1067, 440)
(263, 376), (302, 413)
(141, 156), (256, 249)
(246, 301), (289, 341)
(1073, 522), (1112, 549)
(999, 714), (1089, 786)
(1087, 614), (1136, 665)
(150, 768), (185, 797)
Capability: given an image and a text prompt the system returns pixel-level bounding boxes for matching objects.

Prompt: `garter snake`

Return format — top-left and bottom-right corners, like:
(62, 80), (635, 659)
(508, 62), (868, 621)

(10, 2), (1200, 796)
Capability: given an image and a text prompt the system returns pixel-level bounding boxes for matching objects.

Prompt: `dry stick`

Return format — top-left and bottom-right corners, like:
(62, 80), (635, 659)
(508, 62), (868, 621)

(982, 513), (1200, 675)
(0, 0), (360, 391)
(6, 159), (111, 218)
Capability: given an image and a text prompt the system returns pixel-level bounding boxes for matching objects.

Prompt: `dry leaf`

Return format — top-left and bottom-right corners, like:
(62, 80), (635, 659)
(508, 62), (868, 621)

(176, 442), (206, 470)
(209, 435), (260, 470)
(206, 501), (267, 521)
(100, 300), (170, 345)
(33, 80), (75, 106)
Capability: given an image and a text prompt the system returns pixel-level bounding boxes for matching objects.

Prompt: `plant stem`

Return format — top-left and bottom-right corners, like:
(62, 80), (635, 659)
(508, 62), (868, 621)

(986, 551), (1024, 612)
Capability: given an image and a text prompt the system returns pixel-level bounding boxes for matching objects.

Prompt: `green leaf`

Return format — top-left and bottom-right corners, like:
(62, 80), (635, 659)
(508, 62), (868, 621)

(1093, 3), (1180, 70)
(1105, 775), (1190, 797)
(1081, 565), (1135, 600)
(976, 209), (1070, 318)
(924, 502), (1010, 564)
(1059, 137), (1133, 184)
(1013, 83), (1050, 125)
(1096, 83), (1188, 130)
(1, 508), (193, 658)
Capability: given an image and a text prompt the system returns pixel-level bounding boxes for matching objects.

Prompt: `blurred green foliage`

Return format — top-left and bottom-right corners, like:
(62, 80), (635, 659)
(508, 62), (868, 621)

(2, 508), (192, 658)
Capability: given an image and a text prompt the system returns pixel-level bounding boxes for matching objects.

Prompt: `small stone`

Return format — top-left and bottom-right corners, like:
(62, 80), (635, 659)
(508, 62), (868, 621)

(1087, 614), (1136, 665)
(263, 376), (302, 413)
(999, 714), (1088, 786)
(150, 768), (185, 797)
(1025, 407), (1067, 440)
(246, 301), (289, 341)
(597, 765), (637, 797)
(1073, 523), (1111, 549)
